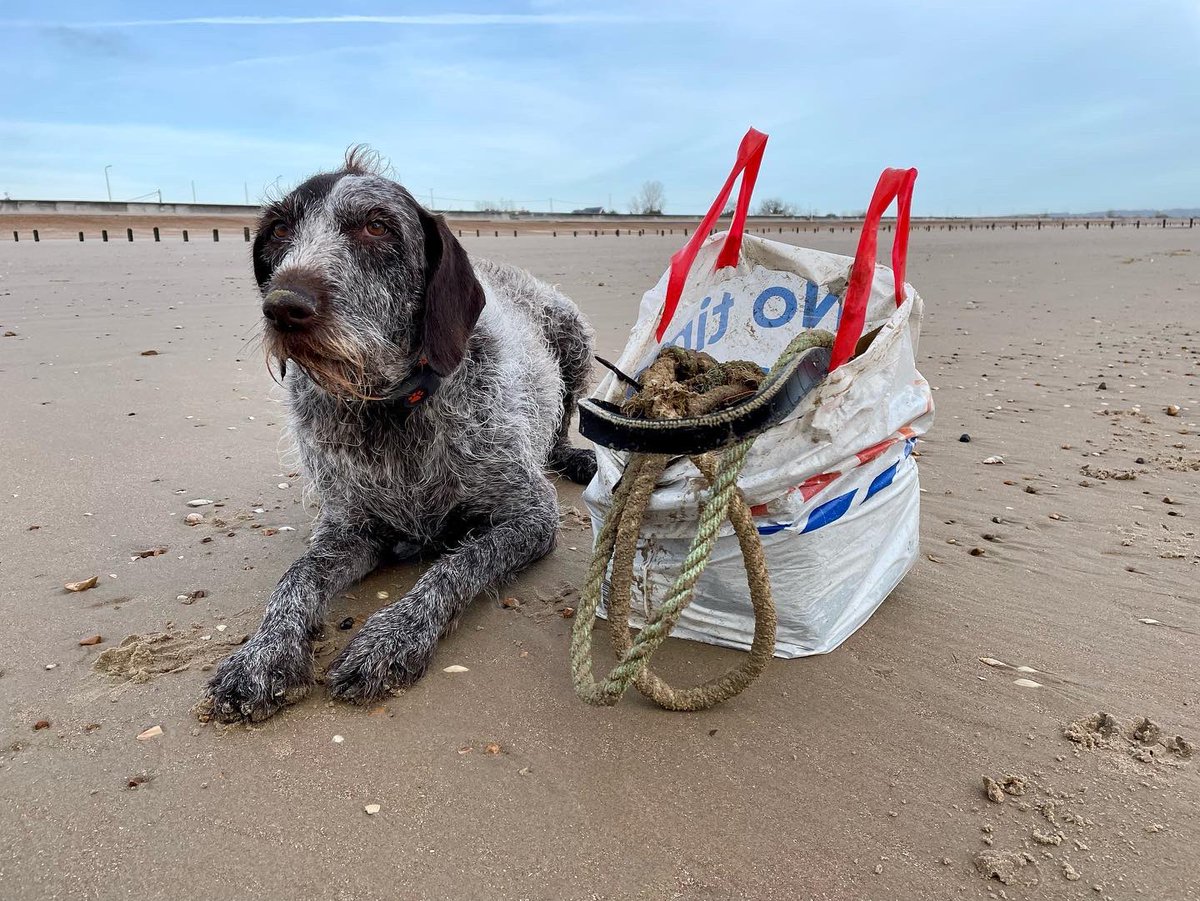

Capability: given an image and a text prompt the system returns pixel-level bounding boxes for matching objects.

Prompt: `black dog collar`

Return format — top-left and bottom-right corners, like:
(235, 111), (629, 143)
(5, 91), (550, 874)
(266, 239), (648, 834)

(386, 355), (443, 411)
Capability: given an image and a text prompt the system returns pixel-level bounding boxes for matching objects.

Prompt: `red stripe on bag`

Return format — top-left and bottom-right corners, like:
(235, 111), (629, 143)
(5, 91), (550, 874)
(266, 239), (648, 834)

(829, 168), (918, 371)
(855, 438), (897, 465)
(792, 471), (841, 502)
(655, 128), (768, 341)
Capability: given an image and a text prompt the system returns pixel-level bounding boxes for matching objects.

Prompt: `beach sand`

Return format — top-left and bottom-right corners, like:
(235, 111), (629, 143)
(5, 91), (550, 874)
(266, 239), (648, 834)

(0, 226), (1196, 900)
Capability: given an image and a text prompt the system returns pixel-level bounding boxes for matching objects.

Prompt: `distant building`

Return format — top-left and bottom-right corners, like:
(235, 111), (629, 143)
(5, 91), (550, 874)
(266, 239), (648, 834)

(572, 206), (604, 215)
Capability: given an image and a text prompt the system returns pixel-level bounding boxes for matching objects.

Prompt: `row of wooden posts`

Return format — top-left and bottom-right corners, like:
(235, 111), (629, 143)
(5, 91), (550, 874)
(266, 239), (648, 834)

(11, 226), (252, 243)
(8, 217), (1195, 243)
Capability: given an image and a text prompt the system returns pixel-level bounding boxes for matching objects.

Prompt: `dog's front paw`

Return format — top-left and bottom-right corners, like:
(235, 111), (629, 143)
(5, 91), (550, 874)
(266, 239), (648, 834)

(326, 619), (436, 704)
(204, 634), (314, 723)
(551, 446), (597, 485)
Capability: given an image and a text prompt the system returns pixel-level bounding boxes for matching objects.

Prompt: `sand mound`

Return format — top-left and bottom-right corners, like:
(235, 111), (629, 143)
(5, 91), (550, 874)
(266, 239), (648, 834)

(94, 631), (244, 683)
(1064, 711), (1122, 748)
(974, 850), (1040, 886)
(1064, 711), (1192, 763)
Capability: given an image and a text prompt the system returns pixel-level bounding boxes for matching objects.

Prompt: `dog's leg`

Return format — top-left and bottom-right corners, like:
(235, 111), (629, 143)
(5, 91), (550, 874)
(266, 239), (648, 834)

(544, 290), (598, 486)
(205, 519), (387, 722)
(326, 479), (558, 703)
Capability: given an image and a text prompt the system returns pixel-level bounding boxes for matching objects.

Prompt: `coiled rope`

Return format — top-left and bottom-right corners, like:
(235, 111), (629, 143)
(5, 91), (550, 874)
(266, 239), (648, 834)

(570, 330), (834, 710)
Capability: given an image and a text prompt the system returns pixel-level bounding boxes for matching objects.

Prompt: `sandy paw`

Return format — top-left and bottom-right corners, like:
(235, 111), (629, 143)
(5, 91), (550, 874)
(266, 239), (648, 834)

(203, 637), (314, 723)
(326, 627), (436, 704)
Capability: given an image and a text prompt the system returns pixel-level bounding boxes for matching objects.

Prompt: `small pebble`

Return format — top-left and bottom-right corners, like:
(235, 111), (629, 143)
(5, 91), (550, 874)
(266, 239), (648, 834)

(332, 735), (345, 744)
(959, 433), (971, 443)
(969, 547), (986, 556)
(136, 725), (163, 740)
(442, 664), (469, 673)
(1135, 457), (1146, 464)
(364, 804), (381, 815)
(185, 513), (204, 525)
(78, 634), (103, 646)
(33, 720), (50, 730)
(1165, 404), (1180, 416)
(187, 499), (214, 507)
(982, 455), (1004, 464)
(376, 591), (389, 600)
(45, 663), (57, 670)
(1097, 381), (1107, 390)
(338, 616), (355, 630)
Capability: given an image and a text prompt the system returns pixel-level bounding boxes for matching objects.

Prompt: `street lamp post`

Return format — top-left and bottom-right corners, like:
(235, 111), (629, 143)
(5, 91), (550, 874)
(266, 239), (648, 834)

(104, 165), (113, 202)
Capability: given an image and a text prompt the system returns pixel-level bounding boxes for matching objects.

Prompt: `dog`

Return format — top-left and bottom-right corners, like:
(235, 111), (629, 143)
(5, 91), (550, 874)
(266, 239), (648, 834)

(205, 149), (596, 722)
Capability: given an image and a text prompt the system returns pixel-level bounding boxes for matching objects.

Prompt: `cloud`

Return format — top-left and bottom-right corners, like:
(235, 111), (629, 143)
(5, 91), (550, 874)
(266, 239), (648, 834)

(6, 13), (653, 29)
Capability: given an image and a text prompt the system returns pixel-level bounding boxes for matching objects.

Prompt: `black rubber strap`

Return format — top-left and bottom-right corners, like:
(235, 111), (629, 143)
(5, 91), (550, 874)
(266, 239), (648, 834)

(579, 345), (831, 455)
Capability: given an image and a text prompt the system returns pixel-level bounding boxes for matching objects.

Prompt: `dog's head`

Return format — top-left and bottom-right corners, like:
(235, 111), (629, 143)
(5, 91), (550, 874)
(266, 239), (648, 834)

(251, 147), (485, 400)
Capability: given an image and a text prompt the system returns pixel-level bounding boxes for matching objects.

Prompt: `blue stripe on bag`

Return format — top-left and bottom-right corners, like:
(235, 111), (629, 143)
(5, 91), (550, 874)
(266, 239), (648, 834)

(800, 489), (857, 534)
(864, 461), (899, 501)
(754, 447), (914, 536)
(756, 522), (789, 535)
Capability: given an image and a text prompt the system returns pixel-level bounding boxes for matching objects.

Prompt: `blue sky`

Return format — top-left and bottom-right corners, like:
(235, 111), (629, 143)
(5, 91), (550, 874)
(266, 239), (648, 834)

(2, 1), (1197, 214)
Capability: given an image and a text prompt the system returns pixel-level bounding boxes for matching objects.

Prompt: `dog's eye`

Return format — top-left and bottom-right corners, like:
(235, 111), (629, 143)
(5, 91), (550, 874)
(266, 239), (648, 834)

(364, 220), (388, 238)
(271, 221), (290, 240)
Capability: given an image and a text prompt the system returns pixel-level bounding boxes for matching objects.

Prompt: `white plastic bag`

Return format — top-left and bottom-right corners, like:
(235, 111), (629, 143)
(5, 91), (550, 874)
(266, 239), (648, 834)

(583, 128), (934, 658)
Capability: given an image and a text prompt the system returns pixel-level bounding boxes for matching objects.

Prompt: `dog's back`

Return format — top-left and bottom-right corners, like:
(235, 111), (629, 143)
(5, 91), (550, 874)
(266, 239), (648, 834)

(474, 259), (596, 484)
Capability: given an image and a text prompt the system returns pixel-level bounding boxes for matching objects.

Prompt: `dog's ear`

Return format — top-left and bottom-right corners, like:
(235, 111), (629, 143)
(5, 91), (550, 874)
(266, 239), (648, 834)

(251, 223), (275, 289)
(418, 210), (485, 376)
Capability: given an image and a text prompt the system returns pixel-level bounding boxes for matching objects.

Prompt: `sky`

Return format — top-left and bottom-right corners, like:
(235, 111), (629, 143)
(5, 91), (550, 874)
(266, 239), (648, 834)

(1, 1), (1198, 215)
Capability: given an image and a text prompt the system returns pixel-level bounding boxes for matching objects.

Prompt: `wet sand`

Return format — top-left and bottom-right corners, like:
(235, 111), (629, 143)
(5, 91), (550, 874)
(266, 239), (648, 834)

(0, 227), (1196, 900)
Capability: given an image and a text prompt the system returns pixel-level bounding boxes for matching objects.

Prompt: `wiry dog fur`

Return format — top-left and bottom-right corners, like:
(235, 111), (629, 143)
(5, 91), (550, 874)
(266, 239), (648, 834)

(206, 149), (596, 722)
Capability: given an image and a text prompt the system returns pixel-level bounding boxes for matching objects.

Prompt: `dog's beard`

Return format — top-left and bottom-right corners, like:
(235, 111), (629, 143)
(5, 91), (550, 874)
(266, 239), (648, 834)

(264, 325), (388, 402)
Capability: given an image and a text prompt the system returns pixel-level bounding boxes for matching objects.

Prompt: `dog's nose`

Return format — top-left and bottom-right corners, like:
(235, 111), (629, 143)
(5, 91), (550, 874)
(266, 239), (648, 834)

(262, 289), (316, 330)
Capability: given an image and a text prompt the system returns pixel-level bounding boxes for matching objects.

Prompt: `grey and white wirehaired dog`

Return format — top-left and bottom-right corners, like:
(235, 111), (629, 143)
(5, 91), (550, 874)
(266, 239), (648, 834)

(205, 149), (596, 722)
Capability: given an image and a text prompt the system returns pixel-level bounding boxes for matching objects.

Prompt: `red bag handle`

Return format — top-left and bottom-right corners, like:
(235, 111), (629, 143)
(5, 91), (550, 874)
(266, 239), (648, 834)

(655, 127), (768, 341)
(828, 167), (918, 370)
